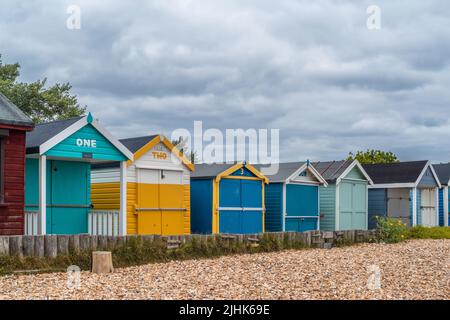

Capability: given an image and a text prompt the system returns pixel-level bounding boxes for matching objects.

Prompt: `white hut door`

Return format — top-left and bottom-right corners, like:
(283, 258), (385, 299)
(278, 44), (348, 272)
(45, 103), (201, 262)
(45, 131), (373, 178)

(421, 189), (437, 227)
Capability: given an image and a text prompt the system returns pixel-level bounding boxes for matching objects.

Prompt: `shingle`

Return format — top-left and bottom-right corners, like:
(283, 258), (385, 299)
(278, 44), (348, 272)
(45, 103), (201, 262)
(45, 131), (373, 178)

(0, 92), (34, 127)
(26, 116), (84, 153)
(311, 160), (353, 183)
(362, 161), (428, 184)
(432, 163), (450, 185)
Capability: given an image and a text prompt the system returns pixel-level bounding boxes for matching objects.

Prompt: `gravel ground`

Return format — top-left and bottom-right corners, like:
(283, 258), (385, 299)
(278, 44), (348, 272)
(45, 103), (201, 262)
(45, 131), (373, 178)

(0, 239), (449, 300)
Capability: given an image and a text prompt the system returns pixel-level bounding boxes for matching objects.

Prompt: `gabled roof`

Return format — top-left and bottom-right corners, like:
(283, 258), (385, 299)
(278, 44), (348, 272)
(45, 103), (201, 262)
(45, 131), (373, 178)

(0, 92), (34, 127)
(432, 163), (450, 186)
(25, 114), (133, 160)
(26, 116), (83, 153)
(363, 161), (428, 184)
(92, 134), (194, 171)
(120, 135), (159, 153)
(192, 162), (268, 183)
(312, 159), (373, 184)
(254, 161), (327, 185)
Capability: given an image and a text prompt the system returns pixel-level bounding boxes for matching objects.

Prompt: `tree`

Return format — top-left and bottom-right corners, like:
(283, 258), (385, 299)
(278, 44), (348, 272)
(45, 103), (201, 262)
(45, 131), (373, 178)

(0, 54), (86, 123)
(347, 149), (399, 164)
(171, 136), (197, 164)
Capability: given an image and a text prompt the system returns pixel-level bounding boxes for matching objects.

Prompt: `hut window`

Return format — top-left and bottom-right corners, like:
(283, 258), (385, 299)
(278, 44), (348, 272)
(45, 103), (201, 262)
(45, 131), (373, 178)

(0, 137), (4, 203)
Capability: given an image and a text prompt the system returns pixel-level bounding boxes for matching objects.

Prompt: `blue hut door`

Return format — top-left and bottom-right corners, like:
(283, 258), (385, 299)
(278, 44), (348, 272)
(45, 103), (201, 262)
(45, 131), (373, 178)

(48, 161), (89, 234)
(241, 180), (263, 234)
(218, 179), (263, 234)
(285, 184), (318, 232)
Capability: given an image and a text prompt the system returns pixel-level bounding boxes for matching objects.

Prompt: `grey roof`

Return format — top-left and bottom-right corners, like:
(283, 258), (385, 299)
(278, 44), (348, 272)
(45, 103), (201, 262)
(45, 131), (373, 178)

(363, 161), (428, 184)
(191, 163), (239, 179)
(432, 163), (450, 185)
(0, 92), (34, 127)
(311, 160), (354, 183)
(254, 162), (306, 182)
(119, 135), (158, 153)
(91, 135), (159, 170)
(26, 116), (84, 153)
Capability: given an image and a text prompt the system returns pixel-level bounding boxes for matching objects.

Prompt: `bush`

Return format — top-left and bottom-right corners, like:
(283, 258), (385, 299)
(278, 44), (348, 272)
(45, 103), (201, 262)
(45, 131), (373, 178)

(375, 216), (408, 243)
(408, 226), (450, 239)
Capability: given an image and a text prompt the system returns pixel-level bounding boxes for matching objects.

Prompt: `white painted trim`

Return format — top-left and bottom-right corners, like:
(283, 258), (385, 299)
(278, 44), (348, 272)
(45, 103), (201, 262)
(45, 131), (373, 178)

(286, 216), (320, 219)
(436, 187), (439, 226)
(444, 186), (449, 227)
(317, 186), (320, 230)
(415, 161), (441, 188)
(412, 187), (417, 226)
(119, 161), (127, 236)
(428, 164), (442, 188)
(38, 155), (47, 235)
(336, 160), (373, 185)
(282, 182), (287, 231)
(39, 117), (87, 155)
(38, 116), (133, 160)
(91, 120), (133, 160)
(286, 163), (328, 186)
(335, 183), (340, 231)
(369, 183), (416, 189)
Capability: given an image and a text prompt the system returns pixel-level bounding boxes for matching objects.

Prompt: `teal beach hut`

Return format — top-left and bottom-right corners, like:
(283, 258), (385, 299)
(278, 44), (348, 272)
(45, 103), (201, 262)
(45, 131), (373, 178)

(25, 113), (133, 235)
(312, 160), (373, 231)
(255, 161), (328, 232)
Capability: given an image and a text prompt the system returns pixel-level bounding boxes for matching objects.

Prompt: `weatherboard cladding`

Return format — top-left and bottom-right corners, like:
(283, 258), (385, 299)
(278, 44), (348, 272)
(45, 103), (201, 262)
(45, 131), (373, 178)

(362, 161), (428, 184)
(264, 183), (283, 232)
(0, 92), (34, 127)
(318, 184), (336, 231)
(367, 189), (387, 229)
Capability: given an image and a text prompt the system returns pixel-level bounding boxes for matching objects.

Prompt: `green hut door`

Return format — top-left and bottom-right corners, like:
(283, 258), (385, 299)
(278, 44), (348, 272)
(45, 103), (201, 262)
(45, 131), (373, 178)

(48, 161), (90, 234)
(339, 180), (367, 230)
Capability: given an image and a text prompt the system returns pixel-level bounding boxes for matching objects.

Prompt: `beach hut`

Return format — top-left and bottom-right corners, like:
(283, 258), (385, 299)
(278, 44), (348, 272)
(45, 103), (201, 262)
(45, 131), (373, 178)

(312, 160), (373, 231)
(255, 161), (328, 232)
(91, 135), (194, 236)
(431, 163), (450, 227)
(190, 162), (268, 234)
(24, 113), (133, 235)
(0, 93), (34, 235)
(363, 161), (441, 228)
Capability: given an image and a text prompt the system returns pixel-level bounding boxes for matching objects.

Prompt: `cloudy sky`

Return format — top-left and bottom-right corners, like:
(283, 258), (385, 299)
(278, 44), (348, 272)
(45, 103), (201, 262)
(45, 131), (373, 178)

(1, 0), (450, 162)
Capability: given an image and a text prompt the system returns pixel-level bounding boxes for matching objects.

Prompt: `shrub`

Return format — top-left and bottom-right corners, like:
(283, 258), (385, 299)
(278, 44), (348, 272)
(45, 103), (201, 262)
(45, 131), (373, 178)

(407, 226), (450, 239)
(375, 216), (408, 243)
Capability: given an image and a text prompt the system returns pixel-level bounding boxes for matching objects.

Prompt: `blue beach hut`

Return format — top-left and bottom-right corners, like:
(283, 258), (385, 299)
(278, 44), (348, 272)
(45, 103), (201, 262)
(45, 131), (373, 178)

(255, 161), (328, 232)
(432, 163), (450, 227)
(190, 162), (268, 234)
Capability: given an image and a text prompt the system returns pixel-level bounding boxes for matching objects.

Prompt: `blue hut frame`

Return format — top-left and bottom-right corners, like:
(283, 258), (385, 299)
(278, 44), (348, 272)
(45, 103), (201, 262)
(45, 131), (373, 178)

(25, 113), (133, 235)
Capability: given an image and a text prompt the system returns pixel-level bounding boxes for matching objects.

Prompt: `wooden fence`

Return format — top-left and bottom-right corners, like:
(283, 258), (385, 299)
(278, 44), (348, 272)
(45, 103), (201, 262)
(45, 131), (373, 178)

(0, 230), (377, 258)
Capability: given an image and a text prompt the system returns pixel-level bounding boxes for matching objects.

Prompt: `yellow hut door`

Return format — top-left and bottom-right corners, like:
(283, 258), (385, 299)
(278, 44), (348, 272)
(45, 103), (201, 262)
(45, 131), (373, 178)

(137, 168), (184, 235)
(137, 169), (161, 234)
(160, 170), (184, 235)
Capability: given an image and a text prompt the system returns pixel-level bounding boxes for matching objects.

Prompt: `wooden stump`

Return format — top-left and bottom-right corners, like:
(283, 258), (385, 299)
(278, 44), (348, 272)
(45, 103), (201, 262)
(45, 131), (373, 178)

(92, 251), (114, 274)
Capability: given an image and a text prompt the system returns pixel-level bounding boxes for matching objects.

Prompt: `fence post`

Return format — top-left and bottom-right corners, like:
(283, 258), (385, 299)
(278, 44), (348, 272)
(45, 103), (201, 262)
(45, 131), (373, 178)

(34, 235), (45, 257)
(0, 236), (10, 256)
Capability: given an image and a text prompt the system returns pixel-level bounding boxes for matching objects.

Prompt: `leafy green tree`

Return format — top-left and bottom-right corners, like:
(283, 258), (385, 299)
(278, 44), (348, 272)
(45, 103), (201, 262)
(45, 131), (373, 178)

(0, 54), (86, 123)
(171, 136), (197, 164)
(347, 149), (399, 164)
